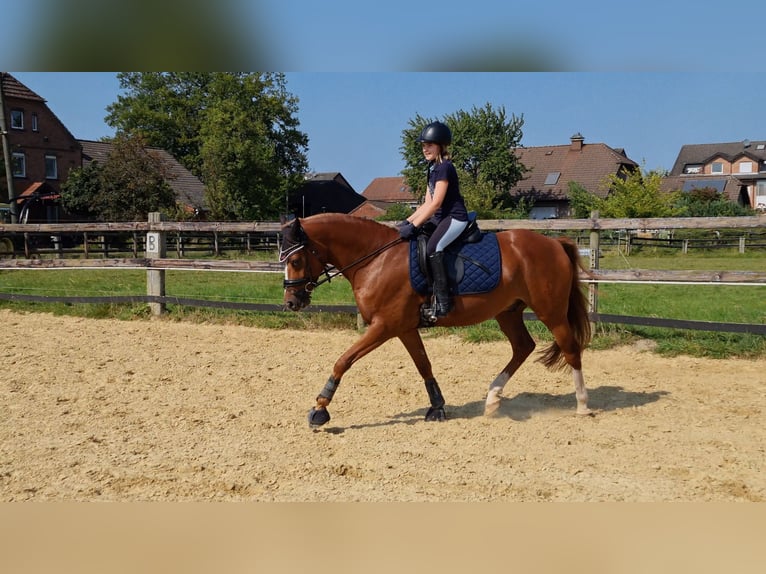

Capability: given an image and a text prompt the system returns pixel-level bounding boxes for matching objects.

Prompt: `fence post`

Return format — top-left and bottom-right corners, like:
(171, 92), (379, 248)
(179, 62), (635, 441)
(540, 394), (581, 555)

(146, 212), (166, 316)
(588, 211), (600, 330)
(739, 236), (745, 254)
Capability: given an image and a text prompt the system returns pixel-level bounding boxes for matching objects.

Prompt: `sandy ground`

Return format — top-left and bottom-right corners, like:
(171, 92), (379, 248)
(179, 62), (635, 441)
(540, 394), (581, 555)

(0, 309), (764, 501)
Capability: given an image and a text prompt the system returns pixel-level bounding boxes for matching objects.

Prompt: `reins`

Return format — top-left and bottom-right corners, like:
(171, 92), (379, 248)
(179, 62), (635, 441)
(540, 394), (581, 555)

(308, 236), (404, 289)
(282, 231), (404, 292)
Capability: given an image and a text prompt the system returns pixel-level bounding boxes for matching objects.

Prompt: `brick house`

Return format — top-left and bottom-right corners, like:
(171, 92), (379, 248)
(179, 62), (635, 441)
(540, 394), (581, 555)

(1, 72), (208, 222)
(509, 133), (640, 219)
(352, 176), (416, 219)
(662, 140), (766, 211)
(0, 72), (82, 221)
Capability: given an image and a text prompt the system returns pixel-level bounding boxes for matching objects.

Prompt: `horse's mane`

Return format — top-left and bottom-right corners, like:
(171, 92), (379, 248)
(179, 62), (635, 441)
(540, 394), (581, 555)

(301, 213), (394, 238)
(280, 213), (395, 260)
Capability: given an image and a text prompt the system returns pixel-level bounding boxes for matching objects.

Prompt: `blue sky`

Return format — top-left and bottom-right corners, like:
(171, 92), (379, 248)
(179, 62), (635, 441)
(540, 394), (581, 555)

(4, 1), (763, 71)
(10, 72), (764, 194)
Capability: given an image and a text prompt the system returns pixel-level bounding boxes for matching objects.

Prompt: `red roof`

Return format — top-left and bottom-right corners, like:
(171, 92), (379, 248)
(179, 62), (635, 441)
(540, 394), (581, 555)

(0, 73), (45, 102)
(349, 201), (386, 219)
(511, 136), (639, 199)
(19, 181), (60, 200)
(361, 176), (415, 202)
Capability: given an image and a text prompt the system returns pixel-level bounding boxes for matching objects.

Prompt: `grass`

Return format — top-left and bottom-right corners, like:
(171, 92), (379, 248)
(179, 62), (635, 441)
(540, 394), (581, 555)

(1, 247), (764, 359)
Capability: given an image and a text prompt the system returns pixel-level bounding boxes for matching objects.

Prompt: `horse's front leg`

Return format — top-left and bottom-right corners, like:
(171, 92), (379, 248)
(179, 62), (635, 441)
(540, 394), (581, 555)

(308, 322), (391, 428)
(398, 329), (446, 421)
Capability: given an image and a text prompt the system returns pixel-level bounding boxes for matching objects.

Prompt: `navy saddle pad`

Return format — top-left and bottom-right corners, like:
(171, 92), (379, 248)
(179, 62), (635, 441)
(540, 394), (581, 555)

(408, 233), (501, 296)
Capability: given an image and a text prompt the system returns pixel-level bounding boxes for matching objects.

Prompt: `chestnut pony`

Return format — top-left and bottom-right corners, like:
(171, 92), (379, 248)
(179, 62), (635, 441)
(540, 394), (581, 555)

(280, 213), (592, 427)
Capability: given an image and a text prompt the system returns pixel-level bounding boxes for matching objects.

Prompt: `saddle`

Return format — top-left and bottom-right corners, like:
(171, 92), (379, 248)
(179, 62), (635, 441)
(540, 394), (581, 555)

(416, 212), (482, 283)
(409, 213), (501, 297)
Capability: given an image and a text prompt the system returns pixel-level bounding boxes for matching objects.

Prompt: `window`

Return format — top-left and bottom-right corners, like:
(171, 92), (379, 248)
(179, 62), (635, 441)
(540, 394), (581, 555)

(711, 162), (724, 174)
(11, 152), (26, 177)
(10, 109), (23, 130)
(756, 181), (766, 210)
(738, 162), (753, 174)
(31, 113), (39, 132)
(544, 172), (561, 185)
(45, 154), (58, 179)
(682, 179), (726, 194)
(684, 165), (702, 174)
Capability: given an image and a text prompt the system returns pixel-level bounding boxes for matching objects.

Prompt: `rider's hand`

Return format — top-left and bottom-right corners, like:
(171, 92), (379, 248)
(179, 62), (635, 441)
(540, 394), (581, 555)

(398, 221), (418, 240)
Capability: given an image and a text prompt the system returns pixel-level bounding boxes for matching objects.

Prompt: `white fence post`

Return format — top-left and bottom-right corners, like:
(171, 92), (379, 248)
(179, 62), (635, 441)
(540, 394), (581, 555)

(588, 211), (600, 330)
(146, 212), (166, 316)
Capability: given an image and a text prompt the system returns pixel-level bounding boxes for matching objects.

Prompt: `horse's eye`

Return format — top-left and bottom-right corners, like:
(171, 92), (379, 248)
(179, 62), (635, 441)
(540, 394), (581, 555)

(291, 258), (302, 269)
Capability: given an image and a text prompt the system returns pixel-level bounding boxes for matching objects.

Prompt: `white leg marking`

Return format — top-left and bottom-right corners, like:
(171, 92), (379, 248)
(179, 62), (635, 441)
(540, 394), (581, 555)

(484, 372), (510, 416)
(573, 369), (593, 415)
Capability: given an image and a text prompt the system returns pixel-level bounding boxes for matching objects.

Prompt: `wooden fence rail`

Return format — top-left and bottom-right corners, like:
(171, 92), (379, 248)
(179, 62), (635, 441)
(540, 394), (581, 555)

(1, 213), (765, 334)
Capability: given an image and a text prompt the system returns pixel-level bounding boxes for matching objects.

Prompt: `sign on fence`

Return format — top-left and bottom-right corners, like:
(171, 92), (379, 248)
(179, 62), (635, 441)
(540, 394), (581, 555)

(146, 232), (161, 254)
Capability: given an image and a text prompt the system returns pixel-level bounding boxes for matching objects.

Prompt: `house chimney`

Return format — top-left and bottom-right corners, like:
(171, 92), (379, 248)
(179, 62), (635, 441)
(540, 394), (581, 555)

(570, 132), (584, 151)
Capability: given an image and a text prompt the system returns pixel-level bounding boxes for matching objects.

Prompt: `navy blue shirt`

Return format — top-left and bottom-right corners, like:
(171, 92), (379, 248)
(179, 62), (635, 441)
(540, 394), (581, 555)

(428, 160), (468, 223)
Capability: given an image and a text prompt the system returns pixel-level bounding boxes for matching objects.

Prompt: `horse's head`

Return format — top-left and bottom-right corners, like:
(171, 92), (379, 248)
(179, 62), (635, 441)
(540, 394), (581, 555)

(279, 217), (324, 311)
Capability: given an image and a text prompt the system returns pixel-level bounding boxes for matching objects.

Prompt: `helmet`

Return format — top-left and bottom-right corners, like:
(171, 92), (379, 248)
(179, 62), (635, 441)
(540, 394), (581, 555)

(416, 121), (452, 145)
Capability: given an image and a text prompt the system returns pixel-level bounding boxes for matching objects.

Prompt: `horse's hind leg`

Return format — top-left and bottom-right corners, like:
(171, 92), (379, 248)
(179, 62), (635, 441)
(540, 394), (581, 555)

(545, 321), (592, 416)
(484, 307), (536, 416)
(398, 329), (446, 421)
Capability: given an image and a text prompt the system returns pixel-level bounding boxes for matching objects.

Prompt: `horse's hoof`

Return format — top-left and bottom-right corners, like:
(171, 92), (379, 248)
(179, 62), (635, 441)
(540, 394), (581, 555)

(425, 406), (446, 422)
(308, 407), (331, 428)
(484, 401), (501, 417)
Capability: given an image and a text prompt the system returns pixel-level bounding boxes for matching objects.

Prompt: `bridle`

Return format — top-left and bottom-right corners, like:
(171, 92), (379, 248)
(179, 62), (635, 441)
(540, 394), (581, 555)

(279, 243), (332, 294)
(280, 221), (403, 295)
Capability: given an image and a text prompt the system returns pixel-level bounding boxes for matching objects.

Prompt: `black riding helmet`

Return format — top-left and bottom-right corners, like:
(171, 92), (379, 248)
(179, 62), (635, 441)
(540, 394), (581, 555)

(416, 121), (452, 145)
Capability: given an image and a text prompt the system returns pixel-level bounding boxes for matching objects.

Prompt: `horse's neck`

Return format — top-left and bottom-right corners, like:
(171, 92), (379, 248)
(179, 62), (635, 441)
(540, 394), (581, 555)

(305, 216), (387, 268)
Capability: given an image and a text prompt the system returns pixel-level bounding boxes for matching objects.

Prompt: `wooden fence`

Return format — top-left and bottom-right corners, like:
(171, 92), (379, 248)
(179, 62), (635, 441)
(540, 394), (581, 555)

(1, 213), (765, 335)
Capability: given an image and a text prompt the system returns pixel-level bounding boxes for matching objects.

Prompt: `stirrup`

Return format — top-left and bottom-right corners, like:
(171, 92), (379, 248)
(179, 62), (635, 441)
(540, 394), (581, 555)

(420, 303), (439, 324)
(424, 298), (451, 321)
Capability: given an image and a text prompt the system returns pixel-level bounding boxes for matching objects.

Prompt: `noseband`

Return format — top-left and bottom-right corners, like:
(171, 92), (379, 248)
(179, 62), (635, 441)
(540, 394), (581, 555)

(280, 244), (331, 293)
(279, 220), (335, 295)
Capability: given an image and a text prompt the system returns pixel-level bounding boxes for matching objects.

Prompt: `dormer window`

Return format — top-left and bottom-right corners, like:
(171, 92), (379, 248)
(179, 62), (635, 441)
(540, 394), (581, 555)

(711, 162), (724, 174)
(684, 164), (703, 174)
(737, 161), (753, 174)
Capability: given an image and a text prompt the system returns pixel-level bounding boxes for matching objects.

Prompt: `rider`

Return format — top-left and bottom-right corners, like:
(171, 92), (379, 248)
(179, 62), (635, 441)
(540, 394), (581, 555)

(398, 121), (468, 320)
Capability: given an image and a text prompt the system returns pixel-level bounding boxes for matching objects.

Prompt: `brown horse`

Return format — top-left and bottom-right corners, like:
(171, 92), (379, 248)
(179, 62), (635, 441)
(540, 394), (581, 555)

(280, 212), (593, 427)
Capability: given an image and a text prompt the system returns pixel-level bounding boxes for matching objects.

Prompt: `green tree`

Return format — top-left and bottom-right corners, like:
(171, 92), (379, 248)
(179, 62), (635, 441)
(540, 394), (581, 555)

(598, 169), (681, 218)
(61, 133), (176, 221)
(60, 162), (103, 220)
(105, 72), (308, 220)
(400, 103), (526, 217)
(673, 187), (755, 217)
(567, 181), (603, 218)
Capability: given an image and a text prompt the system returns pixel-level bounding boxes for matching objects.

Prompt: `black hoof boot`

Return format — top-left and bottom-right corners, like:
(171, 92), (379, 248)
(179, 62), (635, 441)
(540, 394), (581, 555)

(308, 407), (331, 428)
(425, 406), (446, 422)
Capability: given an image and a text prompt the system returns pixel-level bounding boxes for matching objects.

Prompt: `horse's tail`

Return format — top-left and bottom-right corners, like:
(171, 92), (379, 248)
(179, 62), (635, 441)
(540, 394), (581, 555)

(537, 237), (592, 371)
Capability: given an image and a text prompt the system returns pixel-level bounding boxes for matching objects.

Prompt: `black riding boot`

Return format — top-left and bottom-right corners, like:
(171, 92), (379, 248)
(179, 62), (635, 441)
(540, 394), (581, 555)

(428, 251), (451, 319)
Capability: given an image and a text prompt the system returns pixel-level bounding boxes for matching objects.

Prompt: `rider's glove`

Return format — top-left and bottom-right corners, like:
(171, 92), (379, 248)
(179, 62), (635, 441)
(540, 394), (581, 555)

(398, 221), (418, 240)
